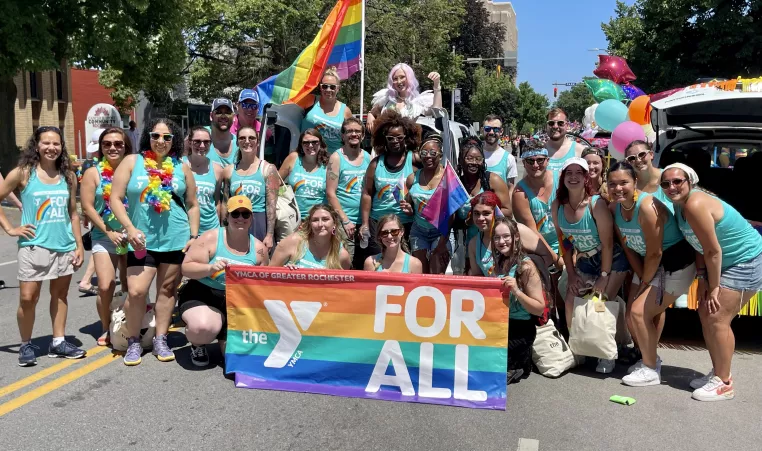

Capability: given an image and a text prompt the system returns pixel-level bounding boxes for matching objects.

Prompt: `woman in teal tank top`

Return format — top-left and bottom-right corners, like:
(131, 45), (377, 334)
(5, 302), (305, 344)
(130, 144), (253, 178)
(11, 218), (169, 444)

(81, 127), (134, 346)
(224, 126), (277, 248)
(110, 118), (201, 366)
(300, 68), (353, 155)
(0, 126), (87, 365)
(661, 164), (762, 400)
(185, 127), (223, 236)
(180, 196), (267, 365)
(608, 161), (695, 388)
(279, 129), (328, 222)
(363, 214), (422, 273)
(624, 140), (675, 213)
(270, 204), (351, 270)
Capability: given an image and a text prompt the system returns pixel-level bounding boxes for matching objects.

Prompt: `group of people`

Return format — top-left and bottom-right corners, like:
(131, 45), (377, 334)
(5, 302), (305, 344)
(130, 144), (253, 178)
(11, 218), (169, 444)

(2, 63), (759, 404)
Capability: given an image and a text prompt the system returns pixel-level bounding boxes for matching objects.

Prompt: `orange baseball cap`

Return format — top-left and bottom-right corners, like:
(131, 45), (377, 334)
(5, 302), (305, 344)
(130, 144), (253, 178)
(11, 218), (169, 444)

(227, 195), (253, 213)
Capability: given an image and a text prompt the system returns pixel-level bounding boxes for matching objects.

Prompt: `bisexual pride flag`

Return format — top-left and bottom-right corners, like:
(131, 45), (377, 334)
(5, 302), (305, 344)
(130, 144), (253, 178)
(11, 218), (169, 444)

(421, 161), (470, 236)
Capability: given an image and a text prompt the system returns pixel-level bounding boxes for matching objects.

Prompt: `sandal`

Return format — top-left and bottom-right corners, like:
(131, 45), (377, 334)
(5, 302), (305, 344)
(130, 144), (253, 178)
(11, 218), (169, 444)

(78, 285), (98, 296)
(97, 331), (111, 346)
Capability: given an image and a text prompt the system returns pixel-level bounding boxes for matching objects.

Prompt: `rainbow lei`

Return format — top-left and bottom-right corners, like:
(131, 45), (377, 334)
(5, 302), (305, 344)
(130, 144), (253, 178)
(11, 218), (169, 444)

(99, 159), (127, 221)
(143, 150), (177, 213)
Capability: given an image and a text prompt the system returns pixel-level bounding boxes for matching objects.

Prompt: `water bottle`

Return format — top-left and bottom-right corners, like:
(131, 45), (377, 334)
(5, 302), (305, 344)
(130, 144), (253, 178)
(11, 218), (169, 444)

(116, 232), (128, 255)
(360, 227), (370, 249)
(134, 233), (147, 259)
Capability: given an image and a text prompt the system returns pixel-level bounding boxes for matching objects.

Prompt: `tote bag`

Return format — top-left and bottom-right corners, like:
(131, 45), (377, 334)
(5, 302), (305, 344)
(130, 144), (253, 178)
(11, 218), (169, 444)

(532, 319), (576, 378)
(568, 293), (619, 360)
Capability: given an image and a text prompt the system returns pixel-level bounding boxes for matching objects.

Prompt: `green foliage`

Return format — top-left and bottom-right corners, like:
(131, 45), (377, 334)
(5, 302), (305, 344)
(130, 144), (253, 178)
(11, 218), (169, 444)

(470, 67), (518, 126)
(555, 83), (595, 122)
(515, 82), (549, 136)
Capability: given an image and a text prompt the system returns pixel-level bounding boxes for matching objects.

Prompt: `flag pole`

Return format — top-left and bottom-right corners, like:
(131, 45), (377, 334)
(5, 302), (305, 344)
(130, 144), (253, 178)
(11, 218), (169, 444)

(359, 0), (366, 119)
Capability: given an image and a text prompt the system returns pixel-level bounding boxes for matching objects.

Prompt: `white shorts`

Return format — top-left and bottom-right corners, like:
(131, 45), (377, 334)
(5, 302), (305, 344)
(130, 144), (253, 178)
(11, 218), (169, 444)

(633, 263), (696, 297)
(17, 246), (75, 282)
(92, 239), (117, 255)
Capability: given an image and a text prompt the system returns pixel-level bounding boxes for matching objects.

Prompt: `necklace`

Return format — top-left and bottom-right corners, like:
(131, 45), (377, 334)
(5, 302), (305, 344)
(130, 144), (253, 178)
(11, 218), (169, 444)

(99, 159), (127, 221)
(570, 195), (587, 211)
(143, 150), (177, 214)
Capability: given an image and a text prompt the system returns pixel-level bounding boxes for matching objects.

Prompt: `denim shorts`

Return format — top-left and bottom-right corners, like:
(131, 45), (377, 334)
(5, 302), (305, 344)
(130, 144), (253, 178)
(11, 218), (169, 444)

(720, 252), (762, 292)
(576, 244), (631, 277)
(409, 222), (452, 254)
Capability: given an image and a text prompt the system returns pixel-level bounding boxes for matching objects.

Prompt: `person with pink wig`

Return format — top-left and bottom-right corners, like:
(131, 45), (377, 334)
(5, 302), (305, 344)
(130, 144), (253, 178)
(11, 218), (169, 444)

(367, 63), (442, 132)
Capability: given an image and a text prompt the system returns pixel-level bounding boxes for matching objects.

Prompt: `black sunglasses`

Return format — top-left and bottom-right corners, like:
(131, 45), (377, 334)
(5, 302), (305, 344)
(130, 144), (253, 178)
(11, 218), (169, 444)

(320, 84), (337, 91)
(379, 228), (402, 237)
(547, 120), (567, 127)
(149, 132), (174, 142)
(230, 210), (252, 219)
(660, 178), (687, 189)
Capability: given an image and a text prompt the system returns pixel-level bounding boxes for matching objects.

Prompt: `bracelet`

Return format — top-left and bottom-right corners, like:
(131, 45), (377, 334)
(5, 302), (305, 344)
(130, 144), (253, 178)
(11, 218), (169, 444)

(696, 273), (706, 280)
(433, 88), (442, 92)
(342, 219), (351, 225)
(190, 235), (199, 239)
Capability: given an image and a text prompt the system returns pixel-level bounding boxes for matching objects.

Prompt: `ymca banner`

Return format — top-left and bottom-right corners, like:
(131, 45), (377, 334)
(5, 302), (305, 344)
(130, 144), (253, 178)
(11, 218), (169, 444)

(225, 267), (509, 410)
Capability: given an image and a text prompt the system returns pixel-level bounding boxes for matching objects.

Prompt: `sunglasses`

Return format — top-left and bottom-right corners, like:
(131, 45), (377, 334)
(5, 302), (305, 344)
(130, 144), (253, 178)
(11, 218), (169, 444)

(660, 178), (687, 189)
(102, 140), (124, 150)
(150, 133), (173, 142)
(379, 228), (402, 237)
(302, 140), (320, 147)
(191, 139), (211, 146)
(230, 210), (252, 219)
(320, 84), (338, 91)
(385, 135), (405, 143)
(524, 157), (548, 166)
(547, 120), (567, 127)
(419, 150), (441, 158)
(625, 151), (649, 163)
(238, 136), (257, 142)
(483, 126), (501, 134)
(240, 102), (259, 110)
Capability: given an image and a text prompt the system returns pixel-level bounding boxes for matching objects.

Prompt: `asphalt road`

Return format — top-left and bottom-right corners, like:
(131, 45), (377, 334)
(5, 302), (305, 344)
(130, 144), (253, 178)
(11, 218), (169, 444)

(0, 208), (761, 451)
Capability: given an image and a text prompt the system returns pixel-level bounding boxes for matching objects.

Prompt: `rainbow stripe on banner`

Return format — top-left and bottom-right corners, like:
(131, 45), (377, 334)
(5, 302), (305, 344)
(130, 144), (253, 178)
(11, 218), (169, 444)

(225, 267), (509, 410)
(255, 0), (362, 110)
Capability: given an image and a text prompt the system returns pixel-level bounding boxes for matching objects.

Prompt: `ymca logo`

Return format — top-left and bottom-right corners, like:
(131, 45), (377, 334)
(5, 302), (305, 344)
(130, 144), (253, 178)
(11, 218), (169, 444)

(263, 300), (322, 368)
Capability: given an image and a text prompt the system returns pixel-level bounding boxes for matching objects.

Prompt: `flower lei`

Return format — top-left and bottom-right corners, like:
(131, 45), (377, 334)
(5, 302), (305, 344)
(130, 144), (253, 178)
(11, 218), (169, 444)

(99, 159), (127, 221)
(143, 150), (177, 213)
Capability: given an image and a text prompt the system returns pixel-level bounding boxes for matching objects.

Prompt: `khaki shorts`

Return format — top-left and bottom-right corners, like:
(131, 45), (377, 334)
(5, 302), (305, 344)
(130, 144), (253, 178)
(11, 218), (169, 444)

(17, 246), (75, 282)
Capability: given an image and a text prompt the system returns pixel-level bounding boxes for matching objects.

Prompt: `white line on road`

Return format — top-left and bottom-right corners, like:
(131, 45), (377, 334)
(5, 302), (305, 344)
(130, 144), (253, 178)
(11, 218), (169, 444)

(0, 260), (17, 267)
(517, 438), (539, 451)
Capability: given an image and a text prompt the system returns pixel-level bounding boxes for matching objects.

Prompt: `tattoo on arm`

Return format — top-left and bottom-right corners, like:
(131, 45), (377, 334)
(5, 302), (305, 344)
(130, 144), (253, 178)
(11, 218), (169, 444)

(327, 160), (339, 181)
(265, 166), (278, 234)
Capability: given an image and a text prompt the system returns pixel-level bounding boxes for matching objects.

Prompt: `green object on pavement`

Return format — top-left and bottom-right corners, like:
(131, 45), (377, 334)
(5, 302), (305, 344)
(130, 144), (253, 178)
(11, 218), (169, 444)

(610, 395), (636, 406)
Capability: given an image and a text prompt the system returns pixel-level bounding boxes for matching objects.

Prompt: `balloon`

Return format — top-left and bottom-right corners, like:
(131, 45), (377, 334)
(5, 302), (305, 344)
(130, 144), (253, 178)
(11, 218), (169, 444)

(593, 55), (637, 84)
(621, 84), (646, 100)
(595, 99), (629, 132)
(627, 95), (652, 125)
(650, 87), (683, 102)
(612, 121), (647, 154)
(583, 103), (598, 128)
(608, 140), (623, 161)
(585, 78), (627, 103)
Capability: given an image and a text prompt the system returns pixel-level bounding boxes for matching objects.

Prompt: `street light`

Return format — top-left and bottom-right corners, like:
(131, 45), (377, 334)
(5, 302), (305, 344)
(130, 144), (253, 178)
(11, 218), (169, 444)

(587, 48), (610, 54)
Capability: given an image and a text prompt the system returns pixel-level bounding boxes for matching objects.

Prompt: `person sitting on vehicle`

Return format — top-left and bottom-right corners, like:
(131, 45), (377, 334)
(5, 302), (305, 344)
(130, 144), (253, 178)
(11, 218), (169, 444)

(300, 67), (354, 155)
(366, 63), (442, 132)
(363, 214), (422, 274)
(270, 204), (351, 270)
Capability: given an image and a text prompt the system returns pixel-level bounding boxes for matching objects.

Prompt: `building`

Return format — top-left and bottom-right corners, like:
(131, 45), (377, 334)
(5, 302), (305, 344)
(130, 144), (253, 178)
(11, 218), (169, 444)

(481, 1), (518, 76)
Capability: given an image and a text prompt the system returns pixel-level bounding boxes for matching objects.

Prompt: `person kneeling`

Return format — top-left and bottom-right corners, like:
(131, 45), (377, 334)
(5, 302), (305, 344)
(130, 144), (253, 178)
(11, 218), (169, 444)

(180, 196), (268, 367)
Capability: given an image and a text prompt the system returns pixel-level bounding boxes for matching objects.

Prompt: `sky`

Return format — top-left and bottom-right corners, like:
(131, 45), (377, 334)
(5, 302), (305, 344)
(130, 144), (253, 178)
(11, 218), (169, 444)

(496, 0), (635, 100)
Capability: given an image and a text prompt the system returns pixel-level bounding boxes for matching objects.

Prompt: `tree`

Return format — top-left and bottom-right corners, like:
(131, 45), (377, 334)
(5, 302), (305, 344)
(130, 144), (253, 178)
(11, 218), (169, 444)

(602, 0), (762, 93)
(555, 83), (595, 122)
(469, 67), (519, 128)
(514, 82), (549, 136)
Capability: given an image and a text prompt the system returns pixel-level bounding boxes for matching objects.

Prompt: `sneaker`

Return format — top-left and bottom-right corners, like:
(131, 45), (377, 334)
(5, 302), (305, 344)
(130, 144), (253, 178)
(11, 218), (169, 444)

(690, 368), (715, 390)
(506, 368), (524, 384)
(190, 345), (209, 367)
(18, 343), (40, 367)
(48, 340), (86, 359)
(622, 365), (661, 387)
(692, 376), (735, 401)
(152, 334), (175, 362)
(596, 358), (616, 374)
(627, 355), (662, 374)
(123, 337), (143, 366)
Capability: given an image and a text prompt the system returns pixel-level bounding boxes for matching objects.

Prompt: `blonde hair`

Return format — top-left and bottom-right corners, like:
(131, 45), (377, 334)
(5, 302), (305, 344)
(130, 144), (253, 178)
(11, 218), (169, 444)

(293, 204), (345, 269)
(322, 66), (341, 84)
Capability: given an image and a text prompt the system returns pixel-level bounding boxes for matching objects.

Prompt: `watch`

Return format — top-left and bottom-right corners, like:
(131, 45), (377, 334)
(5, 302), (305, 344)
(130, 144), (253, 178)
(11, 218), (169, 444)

(190, 235), (199, 239)
(600, 271), (609, 278)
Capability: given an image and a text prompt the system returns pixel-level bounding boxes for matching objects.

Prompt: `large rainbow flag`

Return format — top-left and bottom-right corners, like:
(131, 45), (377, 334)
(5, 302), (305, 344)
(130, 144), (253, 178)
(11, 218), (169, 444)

(225, 267), (509, 410)
(255, 0), (363, 109)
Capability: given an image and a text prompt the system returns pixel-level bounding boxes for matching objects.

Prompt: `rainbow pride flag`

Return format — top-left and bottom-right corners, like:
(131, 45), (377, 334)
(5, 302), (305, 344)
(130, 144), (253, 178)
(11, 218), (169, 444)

(255, 0), (362, 109)
(225, 267), (509, 409)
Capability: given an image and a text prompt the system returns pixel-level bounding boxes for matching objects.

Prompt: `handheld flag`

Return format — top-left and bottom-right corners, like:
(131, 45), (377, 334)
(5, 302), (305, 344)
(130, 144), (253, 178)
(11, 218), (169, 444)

(255, 0), (362, 110)
(392, 177), (407, 203)
(421, 162), (470, 236)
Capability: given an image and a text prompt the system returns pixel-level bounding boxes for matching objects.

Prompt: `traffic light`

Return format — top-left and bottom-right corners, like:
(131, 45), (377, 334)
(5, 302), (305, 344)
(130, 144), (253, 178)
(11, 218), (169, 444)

(553, 87), (558, 98)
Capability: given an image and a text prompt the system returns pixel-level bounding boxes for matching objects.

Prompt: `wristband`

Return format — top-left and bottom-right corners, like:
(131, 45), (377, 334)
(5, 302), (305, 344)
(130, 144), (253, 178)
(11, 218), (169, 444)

(342, 220), (351, 225)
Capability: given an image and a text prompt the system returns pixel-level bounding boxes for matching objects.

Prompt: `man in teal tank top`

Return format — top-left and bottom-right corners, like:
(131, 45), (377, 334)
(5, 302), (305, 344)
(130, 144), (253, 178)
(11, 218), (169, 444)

(207, 98), (239, 168)
(544, 108), (584, 182)
(483, 115), (518, 186)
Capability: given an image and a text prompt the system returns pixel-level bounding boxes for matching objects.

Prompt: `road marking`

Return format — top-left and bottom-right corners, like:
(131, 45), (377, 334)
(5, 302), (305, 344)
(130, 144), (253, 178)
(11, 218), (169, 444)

(517, 438), (539, 451)
(0, 259), (18, 267)
(0, 345), (110, 399)
(0, 352), (120, 417)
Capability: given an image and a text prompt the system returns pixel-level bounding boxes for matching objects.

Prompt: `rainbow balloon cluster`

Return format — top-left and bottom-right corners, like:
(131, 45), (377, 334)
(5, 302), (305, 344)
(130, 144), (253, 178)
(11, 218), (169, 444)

(99, 159), (128, 221)
(142, 150), (177, 214)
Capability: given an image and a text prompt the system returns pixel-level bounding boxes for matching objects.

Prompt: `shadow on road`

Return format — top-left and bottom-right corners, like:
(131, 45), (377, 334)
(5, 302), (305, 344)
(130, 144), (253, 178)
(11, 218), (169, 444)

(0, 334), (84, 355)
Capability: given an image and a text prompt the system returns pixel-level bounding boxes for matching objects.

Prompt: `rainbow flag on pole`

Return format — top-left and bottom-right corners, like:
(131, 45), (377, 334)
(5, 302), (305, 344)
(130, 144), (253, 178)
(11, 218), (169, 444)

(255, 0), (363, 109)
(421, 162), (471, 236)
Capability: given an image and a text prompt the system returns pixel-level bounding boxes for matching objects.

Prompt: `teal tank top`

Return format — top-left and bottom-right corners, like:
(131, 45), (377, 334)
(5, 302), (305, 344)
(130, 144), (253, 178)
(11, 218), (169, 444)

(91, 165), (125, 242)
(229, 160), (267, 213)
(199, 228), (260, 290)
(336, 150), (371, 224)
(614, 193), (682, 257)
(183, 157), (220, 234)
(290, 243), (336, 269)
(288, 156), (327, 220)
(547, 141), (577, 182)
(207, 134), (239, 168)
(651, 186), (675, 214)
(517, 178), (559, 254)
(18, 169), (76, 252)
(374, 253), (412, 273)
(676, 193), (762, 269)
(494, 257), (532, 320)
(486, 148), (511, 185)
(371, 152), (415, 223)
(301, 99), (346, 154)
(475, 235), (494, 276)
(409, 170), (438, 231)
(125, 154), (190, 252)
(557, 195), (602, 253)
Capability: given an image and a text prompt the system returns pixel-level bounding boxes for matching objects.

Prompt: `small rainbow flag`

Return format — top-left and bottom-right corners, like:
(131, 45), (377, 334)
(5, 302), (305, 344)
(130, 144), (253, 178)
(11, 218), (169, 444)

(392, 177), (407, 203)
(255, 0), (363, 110)
(234, 184), (244, 196)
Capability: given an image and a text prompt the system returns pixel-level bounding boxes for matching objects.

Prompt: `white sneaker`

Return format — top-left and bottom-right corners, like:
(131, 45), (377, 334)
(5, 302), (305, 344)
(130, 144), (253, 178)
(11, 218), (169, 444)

(689, 368), (715, 390)
(691, 376), (734, 401)
(627, 356), (662, 374)
(596, 358), (616, 374)
(622, 365), (661, 387)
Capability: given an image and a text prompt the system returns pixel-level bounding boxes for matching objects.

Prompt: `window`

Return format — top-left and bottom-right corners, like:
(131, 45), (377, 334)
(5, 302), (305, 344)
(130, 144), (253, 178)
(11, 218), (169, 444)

(29, 72), (40, 100)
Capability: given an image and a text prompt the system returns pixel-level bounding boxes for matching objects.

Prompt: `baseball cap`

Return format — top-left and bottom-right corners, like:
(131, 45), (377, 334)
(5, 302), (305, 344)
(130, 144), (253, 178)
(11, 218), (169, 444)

(238, 89), (259, 103)
(212, 98), (234, 112)
(561, 157), (589, 172)
(86, 129), (105, 155)
(227, 195), (253, 213)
